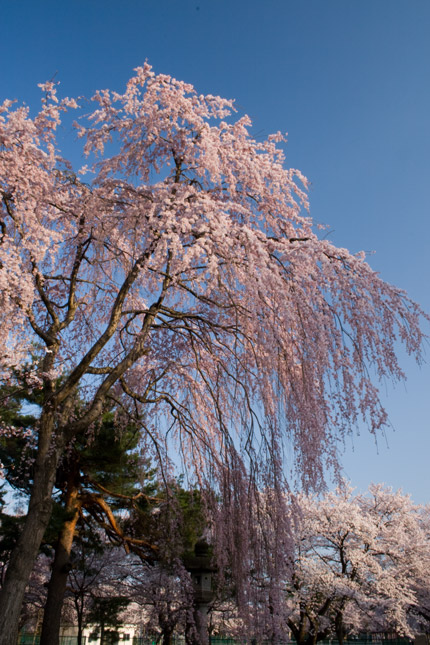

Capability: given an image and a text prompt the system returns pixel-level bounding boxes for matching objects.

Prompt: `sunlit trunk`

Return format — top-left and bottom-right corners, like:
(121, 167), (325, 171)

(40, 477), (81, 645)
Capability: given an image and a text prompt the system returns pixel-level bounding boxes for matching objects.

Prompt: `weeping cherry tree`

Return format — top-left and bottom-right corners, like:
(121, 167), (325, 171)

(0, 64), (427, 643)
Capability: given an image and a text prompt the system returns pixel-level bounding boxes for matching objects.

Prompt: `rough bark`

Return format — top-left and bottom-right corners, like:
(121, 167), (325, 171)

(40, 476), (81, 645)
(0, 412), (62, 645)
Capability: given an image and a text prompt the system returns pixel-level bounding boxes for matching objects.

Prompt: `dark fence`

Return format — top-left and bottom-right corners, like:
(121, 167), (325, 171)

(18, 636), (416, 645)
(130, 640), (414, 645)
(18, 636), (87, 645)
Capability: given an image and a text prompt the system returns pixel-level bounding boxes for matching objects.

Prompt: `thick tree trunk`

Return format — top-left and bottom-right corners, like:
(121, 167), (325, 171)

(335, 611), (345, 645)
(40, 479), (81, 645)
(161, 626), (174, 645)
(288, 613), (308, 645)
(0, 412), (62, 645)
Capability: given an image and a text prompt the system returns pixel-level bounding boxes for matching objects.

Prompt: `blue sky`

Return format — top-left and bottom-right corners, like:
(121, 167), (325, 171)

(2, 0), (429, 502)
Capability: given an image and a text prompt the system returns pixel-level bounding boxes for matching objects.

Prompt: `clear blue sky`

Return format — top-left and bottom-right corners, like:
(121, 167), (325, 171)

(2, 0), (429, 502)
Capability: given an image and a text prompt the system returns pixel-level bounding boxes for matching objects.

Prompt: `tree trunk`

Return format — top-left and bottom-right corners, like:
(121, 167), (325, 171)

(0, 412), (62, 645)
(335, 611), (345, 645)
(288, 613), (308, 645)
(161, 625), (174, 645)
(74, 593), (85, 645)
(40, 479), (81, 645)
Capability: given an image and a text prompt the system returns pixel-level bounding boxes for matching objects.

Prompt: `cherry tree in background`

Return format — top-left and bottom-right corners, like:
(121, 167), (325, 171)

(357, 485), (428, 636)
(65, 541), (133, 645)
(122, 562), (192, 644)
(408, 505), (430, 635)
(17, 554), (50, 636)
(0, 64), (427, 643)
(283, 485), (426, 645)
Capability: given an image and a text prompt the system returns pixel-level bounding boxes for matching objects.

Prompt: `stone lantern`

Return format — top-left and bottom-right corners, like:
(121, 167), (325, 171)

(183, 539), (216, 645)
